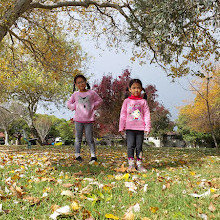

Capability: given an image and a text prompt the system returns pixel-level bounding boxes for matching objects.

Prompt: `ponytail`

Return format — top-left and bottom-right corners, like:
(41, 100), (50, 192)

(73, 84), (76, 92)
(124, 87), (129, 99)
(142, 88), (147, 100)
(86, 83), (90, 90)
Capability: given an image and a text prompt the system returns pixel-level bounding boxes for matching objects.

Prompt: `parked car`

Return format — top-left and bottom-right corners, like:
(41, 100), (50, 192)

(0, 138), (5, 145)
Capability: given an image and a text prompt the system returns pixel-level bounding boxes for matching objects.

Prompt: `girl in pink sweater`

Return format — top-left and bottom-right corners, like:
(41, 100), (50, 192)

(119, 79), (151, 172)
(67, 75), (102, 163)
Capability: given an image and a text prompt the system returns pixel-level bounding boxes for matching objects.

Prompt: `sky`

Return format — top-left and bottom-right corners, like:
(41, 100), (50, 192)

(38, 39), (194, 121)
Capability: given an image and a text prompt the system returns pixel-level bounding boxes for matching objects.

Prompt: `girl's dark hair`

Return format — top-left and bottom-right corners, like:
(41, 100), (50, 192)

(126, 78), (147, 100)
(73, 74), (90, 92)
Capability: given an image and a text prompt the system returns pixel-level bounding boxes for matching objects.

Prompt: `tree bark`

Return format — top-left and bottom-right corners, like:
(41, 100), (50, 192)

(0, 0), (32, 42)
(0, 0), (127, 43)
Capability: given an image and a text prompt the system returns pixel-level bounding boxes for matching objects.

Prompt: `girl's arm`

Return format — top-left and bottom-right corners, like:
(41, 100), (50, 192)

(143, 100), (151, 133)
(93, 91), (103, 110)
(67, 94), (76, 111)
(119, 100), (127, 132)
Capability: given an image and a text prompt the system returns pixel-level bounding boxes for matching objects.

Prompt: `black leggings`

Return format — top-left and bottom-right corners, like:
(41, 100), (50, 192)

(126, 130), (144, 159)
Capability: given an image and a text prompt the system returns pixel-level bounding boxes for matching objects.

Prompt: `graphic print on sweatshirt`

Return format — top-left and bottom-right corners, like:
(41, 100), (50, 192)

(78, 96), (91, 110)
(128, 104), (141, 121)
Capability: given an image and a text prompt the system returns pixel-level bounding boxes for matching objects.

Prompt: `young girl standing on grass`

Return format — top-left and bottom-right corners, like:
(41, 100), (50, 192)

(119, 79), (151, 172)
(67, 75), (102, 163)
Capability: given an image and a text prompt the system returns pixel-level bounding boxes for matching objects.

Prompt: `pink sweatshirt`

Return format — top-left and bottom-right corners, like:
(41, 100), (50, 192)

(67, 90), (102, 122)
(119, 98), (151, 132)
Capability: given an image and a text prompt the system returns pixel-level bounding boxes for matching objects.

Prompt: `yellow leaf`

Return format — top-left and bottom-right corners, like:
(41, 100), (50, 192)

(105, 213), (119, 219)
(149, 207), (159, 213)
(190, 171), (196, 176)
(210, 188), (216, 193)
(71, 201), (80, 211)
(122, 173), (130, 180)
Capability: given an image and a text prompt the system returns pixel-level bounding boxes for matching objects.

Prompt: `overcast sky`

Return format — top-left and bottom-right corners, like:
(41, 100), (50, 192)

(37, 38), (194, 121)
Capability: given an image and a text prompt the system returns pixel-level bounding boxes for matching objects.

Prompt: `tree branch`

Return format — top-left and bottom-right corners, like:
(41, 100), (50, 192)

(30, 1), (128, 10)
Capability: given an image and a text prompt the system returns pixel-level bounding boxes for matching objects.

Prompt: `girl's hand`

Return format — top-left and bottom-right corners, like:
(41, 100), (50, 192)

(120, 131), (125, 135)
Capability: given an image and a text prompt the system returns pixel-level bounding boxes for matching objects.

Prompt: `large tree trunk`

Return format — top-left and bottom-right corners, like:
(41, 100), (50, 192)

(4, 130), (9, 145)
(0, 0), (32, 42)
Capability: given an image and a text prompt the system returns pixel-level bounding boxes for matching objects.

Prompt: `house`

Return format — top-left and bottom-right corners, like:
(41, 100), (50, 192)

(144, 132), (186, 148)
(0, 132), (5, 145)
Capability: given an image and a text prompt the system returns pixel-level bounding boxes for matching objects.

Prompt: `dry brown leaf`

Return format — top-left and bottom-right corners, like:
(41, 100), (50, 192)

(123, 211), (135, 220)
(61, 190), (75, 198)
(115, 164), (127, 173)
(51, 204), (61, 212)
(208, 203), (216, 212)
(9, 185), (25, 198)
(23, 196), (41, 205)
(211, 194), (220, 199)
(73, 171), (83, 177)
(62, 183), (74, 188)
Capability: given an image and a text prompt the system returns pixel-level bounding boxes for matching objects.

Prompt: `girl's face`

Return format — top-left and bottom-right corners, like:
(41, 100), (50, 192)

(129, 82), (142, 96)
(75, 77), (87, 92)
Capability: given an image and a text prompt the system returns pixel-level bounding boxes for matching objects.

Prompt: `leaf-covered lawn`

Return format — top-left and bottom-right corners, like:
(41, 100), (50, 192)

(0, 145), (219, 219)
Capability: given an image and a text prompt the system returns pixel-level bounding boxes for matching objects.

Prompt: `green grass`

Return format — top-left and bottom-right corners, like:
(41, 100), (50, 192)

(0, 145), (219, 219)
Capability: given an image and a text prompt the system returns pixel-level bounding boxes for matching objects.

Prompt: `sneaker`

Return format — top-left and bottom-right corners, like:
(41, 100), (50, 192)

(89, 157), (97, 164)
(127, 158), (136, 172)
(76, 156), (83, 162)
(127, 165), (136, 172)
(137, 165), (147, 173)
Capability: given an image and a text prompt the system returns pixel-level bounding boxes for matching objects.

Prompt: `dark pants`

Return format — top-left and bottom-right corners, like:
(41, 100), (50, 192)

(126, 130), (144, 159)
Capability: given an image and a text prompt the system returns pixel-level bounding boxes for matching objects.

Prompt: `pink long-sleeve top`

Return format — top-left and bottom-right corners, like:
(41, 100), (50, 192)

(67, 90), (102, 123)
(119, 97), (151, 132)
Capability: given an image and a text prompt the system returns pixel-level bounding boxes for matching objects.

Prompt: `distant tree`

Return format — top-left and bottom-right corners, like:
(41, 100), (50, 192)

(176, 114), (212, 148)
(33, 114), (53, 145)
(9, 118), (29, 145)
(178, 68), (220, 148)
(0, 102), (24, 145)
(48, 116), (74, 142)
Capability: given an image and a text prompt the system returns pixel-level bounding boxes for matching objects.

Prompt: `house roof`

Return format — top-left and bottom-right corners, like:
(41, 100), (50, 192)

(0, 132), (5, 138)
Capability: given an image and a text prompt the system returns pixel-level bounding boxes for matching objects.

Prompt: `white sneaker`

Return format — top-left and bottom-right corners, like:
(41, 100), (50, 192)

(136, 160), (147, 172)
(137, 165), (147, 172)
(127, 158), (136, 172)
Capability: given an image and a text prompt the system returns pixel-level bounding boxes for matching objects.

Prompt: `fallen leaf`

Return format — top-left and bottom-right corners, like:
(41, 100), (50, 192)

(49, 205), (71, 220)
(124, 182), (137, 193)
(208, 203), (216, 212)
(189, 190), (210, 198)
(23, 196), (41, 205)
(105, 213), (119, 219)
(62, 183), (74, 188)
(149, 206), (158, 213)
(198, 213), (208, 220)
(80, 185), (93, 194)
(61, 190), (74, 198)
(123, 211), (135, 220)
(115, 164), (127, 172)
(71, 201), (80, 211)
